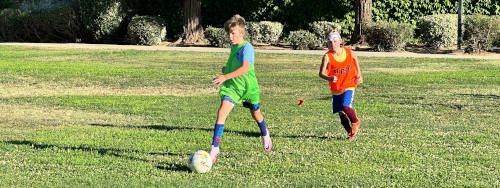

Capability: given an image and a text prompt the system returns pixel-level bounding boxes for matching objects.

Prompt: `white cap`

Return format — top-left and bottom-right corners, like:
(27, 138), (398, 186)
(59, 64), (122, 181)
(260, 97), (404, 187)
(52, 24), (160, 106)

(327, 31), (341, 41)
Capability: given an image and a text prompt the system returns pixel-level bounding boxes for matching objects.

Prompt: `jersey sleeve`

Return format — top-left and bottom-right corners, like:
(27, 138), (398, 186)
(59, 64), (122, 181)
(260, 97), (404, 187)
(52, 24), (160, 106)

(241, 43), (255, 66)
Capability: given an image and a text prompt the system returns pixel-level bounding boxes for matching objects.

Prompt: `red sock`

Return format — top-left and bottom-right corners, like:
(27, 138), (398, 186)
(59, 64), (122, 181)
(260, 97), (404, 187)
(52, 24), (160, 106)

(342, 106), (359, 123)
(339, 112), (351, 132)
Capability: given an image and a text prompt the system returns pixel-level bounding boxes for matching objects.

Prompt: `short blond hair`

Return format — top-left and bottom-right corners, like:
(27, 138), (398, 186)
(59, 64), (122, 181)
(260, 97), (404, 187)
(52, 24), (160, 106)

(224, 14), (246, 33)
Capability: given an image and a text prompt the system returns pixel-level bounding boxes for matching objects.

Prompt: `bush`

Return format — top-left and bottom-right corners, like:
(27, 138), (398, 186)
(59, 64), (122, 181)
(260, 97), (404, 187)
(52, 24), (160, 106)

(24, 6), (81, 42)
(286, 30), (318, 50)
(205, 26), (229, 48)
(127, 15), (166, 46)
(463, 15), (500, 53)
(494, 31), (500, 47)
(0, 6), (80, 42)
(18, 0), (76, 12)
(79, 0), (126, 42)
(0, 8), (23, 41)
(309, 21), (342, 46)
(246, 21), (260, 43)
(365, 21), (414, 51)
(246, 21), (282, 44)
(0, 0), (17, 10)
(416, 14), (458, 49)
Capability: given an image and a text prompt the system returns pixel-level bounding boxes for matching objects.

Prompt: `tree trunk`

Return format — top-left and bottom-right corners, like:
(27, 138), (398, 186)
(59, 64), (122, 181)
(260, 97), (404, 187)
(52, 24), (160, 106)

(183, 0), (205, 44)
(350, 0), (372, 44)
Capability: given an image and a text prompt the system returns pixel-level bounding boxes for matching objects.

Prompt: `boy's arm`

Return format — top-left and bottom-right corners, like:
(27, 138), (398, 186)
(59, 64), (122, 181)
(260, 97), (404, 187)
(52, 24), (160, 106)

(319, 55), (337, 82)
(352, 53), (363, 84)
(213, 61), (250, 86)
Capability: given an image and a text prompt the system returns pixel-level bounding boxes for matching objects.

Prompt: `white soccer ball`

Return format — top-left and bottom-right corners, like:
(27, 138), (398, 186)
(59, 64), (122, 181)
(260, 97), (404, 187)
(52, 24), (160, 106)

(188, 150), (212, 173)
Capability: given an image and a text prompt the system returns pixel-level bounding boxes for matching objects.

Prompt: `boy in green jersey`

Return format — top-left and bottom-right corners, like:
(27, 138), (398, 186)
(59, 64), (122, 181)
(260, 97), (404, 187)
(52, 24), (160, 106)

(210, 14), (272, 163)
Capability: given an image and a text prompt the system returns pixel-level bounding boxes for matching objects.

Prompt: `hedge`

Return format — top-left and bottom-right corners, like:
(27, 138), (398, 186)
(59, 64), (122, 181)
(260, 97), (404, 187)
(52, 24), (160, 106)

(365, 21), (414, 51)
(286, 30), (318, 50)
(0, 6), (80, 42)
(79, 0), (126, 42)
(127, 15), (166, 45)
(309, 21), (343, 47)
(416, 14), (458, 49)
(463, 15), (500, 53)
(247, 21), (283, 44)
(204, 26), (230, 48)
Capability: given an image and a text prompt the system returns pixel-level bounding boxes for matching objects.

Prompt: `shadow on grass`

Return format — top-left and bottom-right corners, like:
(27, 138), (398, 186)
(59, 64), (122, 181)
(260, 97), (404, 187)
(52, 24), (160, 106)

(89, 123), (261, 137)
(281, 135), (346, 140)
(90, 123), (348, 140)
(456, 93), (500, 100)
(3, 140), (191, 172)
(156, 163), (191, 172)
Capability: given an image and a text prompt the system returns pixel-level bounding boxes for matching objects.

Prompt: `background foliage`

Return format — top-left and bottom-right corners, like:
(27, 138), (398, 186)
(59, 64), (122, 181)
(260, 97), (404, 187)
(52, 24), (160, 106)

(0, 0), (498, 44)
(127, 15), (166, 46)
(416, 14), (458, 49)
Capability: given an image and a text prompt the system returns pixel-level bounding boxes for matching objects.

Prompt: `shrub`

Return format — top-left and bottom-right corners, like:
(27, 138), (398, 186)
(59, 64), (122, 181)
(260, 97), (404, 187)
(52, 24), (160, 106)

(127, 15), (166, 46)
(365, 21), (414, 51)
(0, 8), (23, 41)
(0, 0), (17, 10)
(26, 6), (80, 42)
(18, 0), (76, 12)
(463, 15), (500, 53)
(246, 21), (282, 44)
(258, 21), (282, 44)
(286, 30), (318, 50)
(79, 0), (126, 42)
(309, 21), (342, 46)
(246, 21), (260, 43)
(0, 6), (80, 42)
(205, 26), (229, 48)
(416, 14), (458, 49)
(494, 31), (500, 47)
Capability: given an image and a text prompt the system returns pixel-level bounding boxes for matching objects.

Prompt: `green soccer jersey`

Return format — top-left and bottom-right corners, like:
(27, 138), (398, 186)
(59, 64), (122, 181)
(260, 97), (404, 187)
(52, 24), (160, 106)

(219, 41), (260, 104)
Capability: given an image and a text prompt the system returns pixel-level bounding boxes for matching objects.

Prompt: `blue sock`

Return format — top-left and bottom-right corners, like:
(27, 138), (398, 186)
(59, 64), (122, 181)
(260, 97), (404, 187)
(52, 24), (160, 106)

(257, 119), (267, 136)
(212, 124), (224, 147)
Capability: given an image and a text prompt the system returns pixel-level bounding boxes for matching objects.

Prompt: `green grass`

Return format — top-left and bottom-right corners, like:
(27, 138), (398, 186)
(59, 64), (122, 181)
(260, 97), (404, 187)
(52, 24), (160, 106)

(0, 45), (499, 187)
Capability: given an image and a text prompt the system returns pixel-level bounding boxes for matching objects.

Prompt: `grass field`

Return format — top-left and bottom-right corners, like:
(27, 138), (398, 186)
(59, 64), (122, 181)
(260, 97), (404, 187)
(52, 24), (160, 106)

(0, 45), (499, 187)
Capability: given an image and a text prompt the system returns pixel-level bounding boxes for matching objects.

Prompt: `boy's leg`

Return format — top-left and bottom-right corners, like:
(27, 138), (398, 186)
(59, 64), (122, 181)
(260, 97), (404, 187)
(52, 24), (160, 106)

(210, 97), (235, 163)
(343, 106), (360, 139)
(245, 102), (272, 152)
(340, 90), (360, 140)
(339, 112), (351, 135)
(333, 94), (352, 138)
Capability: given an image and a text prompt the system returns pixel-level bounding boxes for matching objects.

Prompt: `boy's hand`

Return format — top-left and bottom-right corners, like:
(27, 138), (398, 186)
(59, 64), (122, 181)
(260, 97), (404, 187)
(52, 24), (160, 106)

(213, 74), (227, 86)
(356, 75), (363, 84)
(328, 76), (338, 83)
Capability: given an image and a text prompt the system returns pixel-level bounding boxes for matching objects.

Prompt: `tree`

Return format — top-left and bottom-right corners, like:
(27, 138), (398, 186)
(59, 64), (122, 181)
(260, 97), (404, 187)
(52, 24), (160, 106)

(457, 0), (463, 49)
(350, 0), (372, 44)
(183, 0), (205, 44)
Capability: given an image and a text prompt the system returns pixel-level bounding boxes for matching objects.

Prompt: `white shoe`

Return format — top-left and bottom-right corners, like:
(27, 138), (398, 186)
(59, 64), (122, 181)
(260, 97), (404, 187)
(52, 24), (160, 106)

(209, 145), (220, 163)
(262, 129), (272, 152)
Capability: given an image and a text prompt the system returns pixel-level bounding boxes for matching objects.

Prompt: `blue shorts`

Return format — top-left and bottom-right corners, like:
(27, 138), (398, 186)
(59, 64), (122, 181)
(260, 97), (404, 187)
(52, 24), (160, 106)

(332, 90), (355, 113)
(222, 96), (261, 111)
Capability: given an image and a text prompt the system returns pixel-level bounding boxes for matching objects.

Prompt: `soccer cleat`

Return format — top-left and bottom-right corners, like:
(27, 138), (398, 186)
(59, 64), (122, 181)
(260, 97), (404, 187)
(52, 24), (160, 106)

(350, 120), (361, 138)
(347, 132), (356, 140)
(261, 128), (272, 152)
(209, 145), (220, 163)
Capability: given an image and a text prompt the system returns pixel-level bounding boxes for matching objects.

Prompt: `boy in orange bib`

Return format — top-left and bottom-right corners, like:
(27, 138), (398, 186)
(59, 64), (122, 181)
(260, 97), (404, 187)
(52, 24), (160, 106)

(319, 31), (363, 140)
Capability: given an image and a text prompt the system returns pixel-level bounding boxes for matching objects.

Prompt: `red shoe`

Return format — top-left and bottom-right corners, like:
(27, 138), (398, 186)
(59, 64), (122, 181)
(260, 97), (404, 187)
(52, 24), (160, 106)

(347, 132), (356, 140)
(348, 121), (361, 140)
